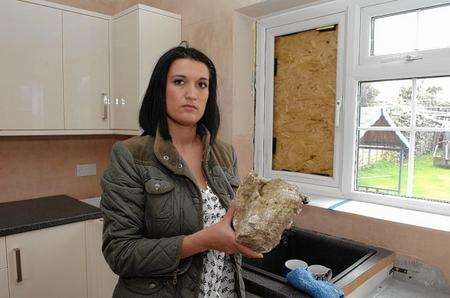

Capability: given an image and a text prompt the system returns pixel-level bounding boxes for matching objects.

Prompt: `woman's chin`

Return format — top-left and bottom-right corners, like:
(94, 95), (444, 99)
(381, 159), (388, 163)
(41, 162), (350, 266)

(171, 116), (201, 127)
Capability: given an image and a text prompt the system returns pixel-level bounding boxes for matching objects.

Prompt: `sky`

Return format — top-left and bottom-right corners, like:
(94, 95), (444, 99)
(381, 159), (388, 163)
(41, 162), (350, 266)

(360, 4), (450, 126)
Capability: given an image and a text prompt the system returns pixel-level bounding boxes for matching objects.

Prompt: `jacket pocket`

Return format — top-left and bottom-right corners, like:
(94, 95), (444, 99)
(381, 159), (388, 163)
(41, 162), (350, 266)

(144, 167), (175, 219)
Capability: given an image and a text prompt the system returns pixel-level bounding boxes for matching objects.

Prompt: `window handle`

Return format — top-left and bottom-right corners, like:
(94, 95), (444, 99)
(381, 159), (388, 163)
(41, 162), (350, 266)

(405, 55), (423, 62)
(335, 97), (343, 128)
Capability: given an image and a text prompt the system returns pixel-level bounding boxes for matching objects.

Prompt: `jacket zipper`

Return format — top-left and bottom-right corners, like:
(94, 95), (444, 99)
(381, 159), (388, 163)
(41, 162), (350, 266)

(202, 161), (228, 209)
(172, 267), (179, 286)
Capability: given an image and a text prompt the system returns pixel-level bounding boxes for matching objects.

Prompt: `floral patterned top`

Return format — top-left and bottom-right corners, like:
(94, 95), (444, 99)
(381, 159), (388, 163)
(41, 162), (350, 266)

(198, 185), (236, 298)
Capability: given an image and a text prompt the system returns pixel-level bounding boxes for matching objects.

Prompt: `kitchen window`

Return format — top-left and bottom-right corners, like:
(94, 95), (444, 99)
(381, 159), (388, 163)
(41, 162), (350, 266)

(355, 77), (450, 204)
(256, 0), (450, 215)
(359, 0), (450, 66)
(349, 0), (450, 214)
(255, 2), (347, 195)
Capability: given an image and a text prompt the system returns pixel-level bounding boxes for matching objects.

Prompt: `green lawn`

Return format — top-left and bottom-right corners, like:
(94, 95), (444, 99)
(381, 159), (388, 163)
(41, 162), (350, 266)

(358, 154), (450, 203)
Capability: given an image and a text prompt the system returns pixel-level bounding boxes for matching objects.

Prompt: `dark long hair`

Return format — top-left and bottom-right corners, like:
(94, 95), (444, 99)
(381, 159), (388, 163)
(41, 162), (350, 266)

(139, 45), (220, 144)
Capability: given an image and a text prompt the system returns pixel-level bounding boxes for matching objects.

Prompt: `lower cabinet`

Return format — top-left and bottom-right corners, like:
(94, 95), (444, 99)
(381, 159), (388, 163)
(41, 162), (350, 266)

(86, 218), (118, 298)
(0, 219), (117, 298)
(0, 268), (9, 298)
(6, 222), (87, 298)
(0, 237), (6, 269)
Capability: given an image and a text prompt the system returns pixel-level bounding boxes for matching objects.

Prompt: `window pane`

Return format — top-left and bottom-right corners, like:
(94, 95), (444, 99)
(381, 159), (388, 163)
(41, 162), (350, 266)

(359, 80), (412, 128)
(356, 130), (409, 196)
(413, 132), (450, 203)
(418, 5), (450, 51)
(416, 77), (450, 128)
(371, 4), (450, 56)
(372, 11), (417, 56)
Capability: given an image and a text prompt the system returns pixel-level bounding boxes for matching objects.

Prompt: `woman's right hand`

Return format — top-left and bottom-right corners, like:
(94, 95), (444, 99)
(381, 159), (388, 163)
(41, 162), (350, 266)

(200, 201), (263, 259)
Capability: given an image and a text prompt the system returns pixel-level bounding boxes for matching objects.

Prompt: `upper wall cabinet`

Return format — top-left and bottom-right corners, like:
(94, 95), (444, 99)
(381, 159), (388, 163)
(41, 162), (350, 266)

(111, 6), (181, 132)
(110, 10), (139, 131)
(63, 11), (110, 130)
(0, 0), (64, 130)
(0, 1), (181, 136)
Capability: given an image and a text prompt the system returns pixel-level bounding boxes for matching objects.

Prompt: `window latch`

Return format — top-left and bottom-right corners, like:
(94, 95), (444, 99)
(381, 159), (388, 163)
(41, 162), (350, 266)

(405, 55), (423, 62)
(335, 96), (343, 128)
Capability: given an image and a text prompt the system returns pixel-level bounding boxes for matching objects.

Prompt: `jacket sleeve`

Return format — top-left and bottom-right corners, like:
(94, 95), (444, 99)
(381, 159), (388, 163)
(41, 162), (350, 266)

(100, 141), (185, 278)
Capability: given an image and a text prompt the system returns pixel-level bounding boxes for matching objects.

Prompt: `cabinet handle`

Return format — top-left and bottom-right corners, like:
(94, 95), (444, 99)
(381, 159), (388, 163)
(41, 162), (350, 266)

(14, 248), (23, 283)
(102, 93), (108, 120)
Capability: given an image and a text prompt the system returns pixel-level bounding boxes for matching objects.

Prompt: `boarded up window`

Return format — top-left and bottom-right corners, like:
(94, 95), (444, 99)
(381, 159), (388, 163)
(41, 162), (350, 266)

(272, 25), (338, 177)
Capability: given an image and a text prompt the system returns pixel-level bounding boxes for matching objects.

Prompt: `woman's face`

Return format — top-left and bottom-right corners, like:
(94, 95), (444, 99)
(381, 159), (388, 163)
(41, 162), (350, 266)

(165, 58), (210, 127)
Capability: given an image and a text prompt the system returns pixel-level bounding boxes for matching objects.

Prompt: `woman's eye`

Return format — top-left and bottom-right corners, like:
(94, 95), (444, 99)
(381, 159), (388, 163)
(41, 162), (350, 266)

(199, 82), (208, 89)
(174, 79), (184, 85)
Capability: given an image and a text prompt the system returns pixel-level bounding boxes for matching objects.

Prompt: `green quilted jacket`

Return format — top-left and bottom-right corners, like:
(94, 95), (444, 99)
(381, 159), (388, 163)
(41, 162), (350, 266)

(100, 126), (245, 297)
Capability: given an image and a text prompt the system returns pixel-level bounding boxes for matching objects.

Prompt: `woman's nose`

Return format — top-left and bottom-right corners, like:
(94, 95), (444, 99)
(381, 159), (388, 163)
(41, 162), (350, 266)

(185, 83), (198, 100)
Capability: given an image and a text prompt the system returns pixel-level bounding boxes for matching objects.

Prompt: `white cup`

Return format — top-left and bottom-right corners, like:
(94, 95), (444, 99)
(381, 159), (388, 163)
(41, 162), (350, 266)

(308, 264), (333, 281)
(285, 259), (308, 271)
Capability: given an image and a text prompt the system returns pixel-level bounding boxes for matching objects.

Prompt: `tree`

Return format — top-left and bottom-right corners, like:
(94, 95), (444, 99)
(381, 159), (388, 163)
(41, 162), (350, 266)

(398, 83), (445, 154)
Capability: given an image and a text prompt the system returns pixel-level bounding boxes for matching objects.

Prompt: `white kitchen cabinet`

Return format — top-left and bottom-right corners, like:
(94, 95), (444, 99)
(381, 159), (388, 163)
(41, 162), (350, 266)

(0, 0), (180, 136)
(63, 11), (110, 130)
(0, 237), (7, 298)
(0, 0), (64, 130)
(6, 222), (87, 298)
(0, 237), (6, 269)
(110, 10), (139, 131)
(86, 219), (118, 298)
(0, 268), (9, 298)
(111, 5), (181, 132)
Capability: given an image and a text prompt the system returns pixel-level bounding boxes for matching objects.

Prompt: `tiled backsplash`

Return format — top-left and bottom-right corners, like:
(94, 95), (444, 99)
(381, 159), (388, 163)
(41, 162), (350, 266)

(0, 135), (129, 203)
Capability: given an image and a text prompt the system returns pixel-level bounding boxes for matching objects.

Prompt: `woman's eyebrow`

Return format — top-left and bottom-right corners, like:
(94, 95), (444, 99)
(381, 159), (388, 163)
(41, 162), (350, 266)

(170, 74), (209, 80)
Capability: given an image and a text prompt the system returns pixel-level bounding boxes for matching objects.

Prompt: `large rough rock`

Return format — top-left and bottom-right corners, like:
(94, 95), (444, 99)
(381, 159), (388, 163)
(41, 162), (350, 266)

(233, 172), (307, 253)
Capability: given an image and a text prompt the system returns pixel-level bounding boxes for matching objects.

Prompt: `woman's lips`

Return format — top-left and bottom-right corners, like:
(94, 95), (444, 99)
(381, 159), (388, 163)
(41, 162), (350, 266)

(182, 105), (197, 111)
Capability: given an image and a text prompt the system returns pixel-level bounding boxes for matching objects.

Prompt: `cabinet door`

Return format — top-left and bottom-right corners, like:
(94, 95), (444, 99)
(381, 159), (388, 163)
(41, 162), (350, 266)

(6, 222), (87, 298)
(0, 237), (5, 269)
(0, 238), (7, 298)
(86, 219), (118, 298)
(0, 268), (8, 298)
(0, 0), (63, 130)
(63, 11), (110, 130)
(139, 11), (181, 103)
(111, 11), (139, 131)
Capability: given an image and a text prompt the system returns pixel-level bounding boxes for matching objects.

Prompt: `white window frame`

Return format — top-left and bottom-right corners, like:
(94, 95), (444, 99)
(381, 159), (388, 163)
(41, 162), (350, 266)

(255, 0), (450, 216)
(254, 1), (347, 197)
(359, 0), (450, 67)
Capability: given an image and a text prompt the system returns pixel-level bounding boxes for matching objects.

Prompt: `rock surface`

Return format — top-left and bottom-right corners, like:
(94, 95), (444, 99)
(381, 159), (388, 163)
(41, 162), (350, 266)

(232, 172), (306, 253)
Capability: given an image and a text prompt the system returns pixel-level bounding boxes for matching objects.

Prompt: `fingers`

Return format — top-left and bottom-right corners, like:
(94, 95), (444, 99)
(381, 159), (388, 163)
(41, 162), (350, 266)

(223, 200), (236, 224)
(235, 243), (263, 259)
(285, 220), (293, 230)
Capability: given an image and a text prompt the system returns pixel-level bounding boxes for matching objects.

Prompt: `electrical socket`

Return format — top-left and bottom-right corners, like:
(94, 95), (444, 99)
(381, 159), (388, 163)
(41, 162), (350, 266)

(76, 163), (97, 177)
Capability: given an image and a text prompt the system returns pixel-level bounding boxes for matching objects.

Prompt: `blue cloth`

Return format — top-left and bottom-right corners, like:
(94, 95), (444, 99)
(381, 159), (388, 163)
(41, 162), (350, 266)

(286, 268), (344, 298)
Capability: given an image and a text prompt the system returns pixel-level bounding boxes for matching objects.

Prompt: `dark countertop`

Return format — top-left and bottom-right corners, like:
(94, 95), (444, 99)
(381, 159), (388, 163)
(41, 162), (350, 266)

(0, 195), (102, 237)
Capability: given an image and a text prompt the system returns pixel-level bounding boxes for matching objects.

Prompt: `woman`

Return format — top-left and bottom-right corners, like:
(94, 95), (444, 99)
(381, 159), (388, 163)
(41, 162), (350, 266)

(100, 45), (262, 298)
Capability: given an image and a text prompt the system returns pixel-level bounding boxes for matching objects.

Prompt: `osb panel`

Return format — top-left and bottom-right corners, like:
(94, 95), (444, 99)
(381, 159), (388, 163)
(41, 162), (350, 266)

(272, 26), (337, 176)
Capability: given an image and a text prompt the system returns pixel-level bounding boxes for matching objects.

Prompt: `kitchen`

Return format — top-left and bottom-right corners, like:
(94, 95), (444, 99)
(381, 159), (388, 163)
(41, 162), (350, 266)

(1, 0), (449, 297)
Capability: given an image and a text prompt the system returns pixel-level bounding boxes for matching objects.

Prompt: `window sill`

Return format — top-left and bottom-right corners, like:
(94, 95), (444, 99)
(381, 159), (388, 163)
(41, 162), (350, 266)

(83, 196), (449, 232)
(307, 196), (450, 232)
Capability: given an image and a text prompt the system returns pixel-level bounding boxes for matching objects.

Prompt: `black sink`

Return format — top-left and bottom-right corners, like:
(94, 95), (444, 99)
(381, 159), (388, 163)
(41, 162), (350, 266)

(242, 227), (378, 297)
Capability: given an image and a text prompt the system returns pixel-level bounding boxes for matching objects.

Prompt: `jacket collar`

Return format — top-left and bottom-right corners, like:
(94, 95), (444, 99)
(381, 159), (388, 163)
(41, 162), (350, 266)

(153, 124), (212, 175)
